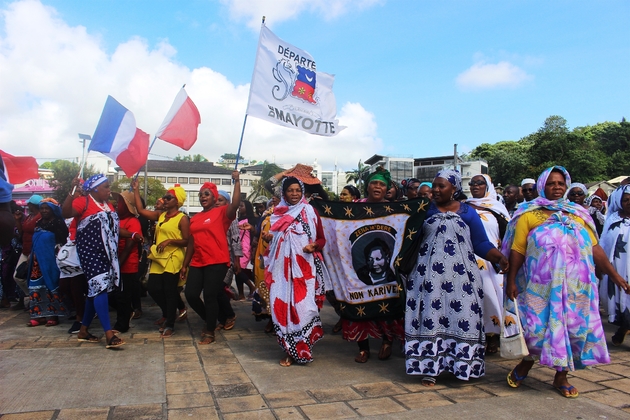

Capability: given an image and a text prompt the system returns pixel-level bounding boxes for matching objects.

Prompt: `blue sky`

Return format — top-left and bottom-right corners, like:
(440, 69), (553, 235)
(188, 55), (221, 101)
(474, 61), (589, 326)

(0, 0), (628, 172)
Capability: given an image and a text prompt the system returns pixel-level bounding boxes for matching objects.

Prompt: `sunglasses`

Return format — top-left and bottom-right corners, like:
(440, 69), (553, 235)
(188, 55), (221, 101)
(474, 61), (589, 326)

(198, 191), (212, 198)
(522, 188), (535, 192)
(162, 195), (175, 201)
(569, 191), (585, 197)
(468, 181), (486, 187)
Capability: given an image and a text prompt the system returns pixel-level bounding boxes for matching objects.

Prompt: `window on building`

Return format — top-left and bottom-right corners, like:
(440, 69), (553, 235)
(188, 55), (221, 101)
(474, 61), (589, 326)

(389, 161), (413, 183)
(155, 176), (166, 182)
(178, 177), (188, 184)
(148, 176), (155, 179)
(221, 179), (231, 185)
(481, 165), (488, 174)
(167, 177), (177, 183)
(200, 177), (210, 183)
(211, 178), (221, 184)
(189, 177), (199, 184)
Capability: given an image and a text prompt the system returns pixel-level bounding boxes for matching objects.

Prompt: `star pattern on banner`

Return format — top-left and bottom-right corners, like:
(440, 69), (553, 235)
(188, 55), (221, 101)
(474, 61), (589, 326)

(356, 306), (366, 317)
(343, 206), (354, 218)
(402, 204), (411, 212)
(339, 303), (346, 311)
(384, 205), (394, 213)
(322, 204), (333, 215)
(378, 302), (390, 313)
(395, 256), (402, 267)
(406, 228), (417, 241)
(417, 201), (428, 212)
(364, 207), (374, 216)
(398, 284), (404, 292)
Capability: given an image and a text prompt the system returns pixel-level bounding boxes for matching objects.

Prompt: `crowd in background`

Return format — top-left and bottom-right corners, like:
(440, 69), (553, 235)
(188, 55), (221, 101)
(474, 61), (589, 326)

(1, 160), (629, 399)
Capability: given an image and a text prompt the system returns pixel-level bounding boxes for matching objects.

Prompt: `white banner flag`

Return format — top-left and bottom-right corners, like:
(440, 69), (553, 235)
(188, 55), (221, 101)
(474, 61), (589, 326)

(246, 24), (345, 137)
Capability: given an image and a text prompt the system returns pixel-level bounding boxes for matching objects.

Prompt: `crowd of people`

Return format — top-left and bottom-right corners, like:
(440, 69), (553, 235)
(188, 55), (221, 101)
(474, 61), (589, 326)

(1, 158), (629, 399)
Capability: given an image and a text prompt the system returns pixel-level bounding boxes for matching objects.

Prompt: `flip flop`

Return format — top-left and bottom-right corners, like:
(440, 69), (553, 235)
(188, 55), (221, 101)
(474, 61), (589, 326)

(27, 319), (46, 327)
(354, 350), (370, 363)
(45, 320), (59, 327)
(77, 333), (100, 343)
(554, 385), (579, 398)
(106, 335), (125, 349)
(507, 368), (528, 388)
(279, 356), (293, 367)
(422, 377), (436, 387)
(378, 342), (392, 360)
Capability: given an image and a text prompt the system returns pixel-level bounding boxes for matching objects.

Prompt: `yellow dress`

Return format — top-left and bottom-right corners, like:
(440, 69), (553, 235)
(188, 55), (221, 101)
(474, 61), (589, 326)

(149, 212), (186, 275)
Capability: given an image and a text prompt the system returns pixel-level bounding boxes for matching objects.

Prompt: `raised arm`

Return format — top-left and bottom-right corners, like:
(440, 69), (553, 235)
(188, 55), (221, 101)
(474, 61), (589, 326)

(130, 179), (161, 221)
(226, 171), (241, 220)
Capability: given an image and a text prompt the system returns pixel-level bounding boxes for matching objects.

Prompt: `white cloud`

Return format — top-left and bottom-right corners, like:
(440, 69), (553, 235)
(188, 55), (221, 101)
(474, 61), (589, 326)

(456, 61), (532, 90)
(0, 0), (378, 173)
(221, 0), (383, 30)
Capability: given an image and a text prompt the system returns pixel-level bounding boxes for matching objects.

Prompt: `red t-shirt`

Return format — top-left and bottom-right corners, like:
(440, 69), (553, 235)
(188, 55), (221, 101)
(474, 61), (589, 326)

(118, 217), (141, 273)
(21, 213), (42, 255)
(72, 195), (115, 221)
(189, 206), (234, 267)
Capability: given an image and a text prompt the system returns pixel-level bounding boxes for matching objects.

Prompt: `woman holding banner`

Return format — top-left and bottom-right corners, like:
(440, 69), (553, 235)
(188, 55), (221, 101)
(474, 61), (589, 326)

(405, 169), (508, 386)
(263, 176), (328, 366)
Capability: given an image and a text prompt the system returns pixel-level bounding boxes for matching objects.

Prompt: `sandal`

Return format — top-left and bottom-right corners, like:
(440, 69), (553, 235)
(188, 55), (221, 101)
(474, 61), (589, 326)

(27, 319), (46, 327)
(45, 319), (59, 327)
(280, 356), (293, 367)
(176, 308), (187, 322)
(215, 324), (224, 331)
(612, 328), (628, 346)
(554, 385), (579, 398)
(507, 367), (528, 388)
(132, 310), (142, 319)
(199, 331), (215, 345)
(378, 342), (392, 360)
(153, 317), (166, 326)
(223, 316), (236, 331)
(486, 334), (500, 354)
(161, 327), (174, 338)
(77, 333), (100, 343)
(332, 319), (343, 334)
(106, 335), (125, 349)
(422, 376), (437, 387)
(354, 350), (370, 363)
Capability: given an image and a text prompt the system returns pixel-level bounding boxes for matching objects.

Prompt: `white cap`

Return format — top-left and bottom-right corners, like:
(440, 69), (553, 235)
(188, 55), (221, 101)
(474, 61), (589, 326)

(521, 178), (536, 186)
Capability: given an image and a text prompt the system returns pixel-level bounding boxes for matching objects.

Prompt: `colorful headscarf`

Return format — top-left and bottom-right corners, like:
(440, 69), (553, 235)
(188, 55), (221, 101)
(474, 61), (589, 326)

(435, 169), (462, 193)
(199, 181), (218, 201)
(365, 167), (392, 194)
(168, 186), (187, 207)
(218, 190), (231, 202)
(400, 177), (420, 195)
(83, 174), (108, 192)
(281, 176), (305, 196)
(585, 195), (602, 207)
(465, 174), (510, 220)
(39, 197), (62, 219)
(564, 182), (587, 199)
(419, 182), (432, 189)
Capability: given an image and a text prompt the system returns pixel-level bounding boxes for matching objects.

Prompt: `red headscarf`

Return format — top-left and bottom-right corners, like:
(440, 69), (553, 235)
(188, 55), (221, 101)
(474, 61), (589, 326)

(200, 182), (218, 200)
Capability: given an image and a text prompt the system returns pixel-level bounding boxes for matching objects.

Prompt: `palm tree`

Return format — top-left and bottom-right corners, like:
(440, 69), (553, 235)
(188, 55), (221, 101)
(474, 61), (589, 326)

(346, 160), (369, 192)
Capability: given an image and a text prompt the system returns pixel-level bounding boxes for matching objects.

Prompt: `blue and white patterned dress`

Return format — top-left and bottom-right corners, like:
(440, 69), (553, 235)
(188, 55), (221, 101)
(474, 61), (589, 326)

(405, 203), (494, 381)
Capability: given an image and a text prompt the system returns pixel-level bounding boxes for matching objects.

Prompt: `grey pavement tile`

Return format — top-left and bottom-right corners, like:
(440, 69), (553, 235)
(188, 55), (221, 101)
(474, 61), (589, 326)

(352, 381), (408, 397)
(263, 391), (317, 408)
(0, 411), (55, 419)
(167, 392), (215, 410)
(166, 369), (206, 383)
(299, 402), (358, 419)
(166, 380), (210, 395)
(437, 385), (495, 403)
(206, 371), (251, 385)
(273, 407), (307, 419)
(164, 361), (202, 372)
(56, 407), (110, 420)
(222, 409), (276, 420)
(392, 392), (454, 409)
(111, 404), (163, 420)
(217, 395), (268, 413)
(582, 389), (630, 408)
(213, 382), (260, 398)
(600, 378), (630, 394)
(347, 396), (407, 415)
(309, 386), (363, 403)
(167, 406), (219, 420)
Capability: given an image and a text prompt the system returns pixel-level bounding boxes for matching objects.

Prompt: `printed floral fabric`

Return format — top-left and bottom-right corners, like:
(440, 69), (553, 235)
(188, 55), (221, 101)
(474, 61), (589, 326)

(600, 212), (630, 329)
(405, 211), (485, 380)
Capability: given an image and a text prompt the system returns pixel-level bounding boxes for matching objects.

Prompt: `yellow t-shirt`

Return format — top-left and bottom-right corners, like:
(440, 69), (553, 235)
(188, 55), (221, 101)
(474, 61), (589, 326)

(511, 209), (597, 256)
(150, 212), (186, 274)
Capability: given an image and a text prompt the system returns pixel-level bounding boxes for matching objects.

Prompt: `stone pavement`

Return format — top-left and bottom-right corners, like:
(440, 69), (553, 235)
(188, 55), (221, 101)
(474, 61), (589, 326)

(1, 296), (630, 419)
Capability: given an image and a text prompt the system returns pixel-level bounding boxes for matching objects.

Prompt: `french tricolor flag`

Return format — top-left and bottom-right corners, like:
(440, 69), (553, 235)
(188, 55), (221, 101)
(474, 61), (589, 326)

(155, 87), (201, 151)
(0, 150), (39, 184)
(89, 96), (150, 178)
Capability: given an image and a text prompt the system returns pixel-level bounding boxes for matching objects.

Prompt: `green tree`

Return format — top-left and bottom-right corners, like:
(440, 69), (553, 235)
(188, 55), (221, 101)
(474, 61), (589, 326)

(111, 177), (166, 207)
(345, 160), (369, 192)
(592, 119), (630, 176)
(174, 154), (208, 162)
(469, 141), (531, 186)
(40, 161), (53, 169)
(246, 161), (284, 201)
(48, 160), (97, 202)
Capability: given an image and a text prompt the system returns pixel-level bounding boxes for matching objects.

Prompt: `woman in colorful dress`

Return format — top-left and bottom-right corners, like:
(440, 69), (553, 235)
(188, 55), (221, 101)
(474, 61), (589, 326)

(132, 181), (189, 338)
(182, 173), (240, 344)
(235, 199), (257, 300)
(263, 176), (327, 366)
(62, 174), (124, 349)
(599, 185), (630, 346)
(27, 198), (69, 327)
(465, 174), (510, 354)
(405, 169), (508, 386)
(503, 166), (628, 398)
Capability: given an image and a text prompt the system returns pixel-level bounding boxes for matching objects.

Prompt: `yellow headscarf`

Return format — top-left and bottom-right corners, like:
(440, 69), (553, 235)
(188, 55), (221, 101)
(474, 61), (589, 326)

(168, 186), (187, 207)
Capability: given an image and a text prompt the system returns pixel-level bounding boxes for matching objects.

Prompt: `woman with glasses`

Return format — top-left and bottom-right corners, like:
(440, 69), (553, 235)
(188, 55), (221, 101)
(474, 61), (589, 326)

(503, 167), (628, 398)
(131, 181), (189, 338)
(182, 172), (241, 345)
(565, 183), (588, 207)
(466, 174), (511, 355)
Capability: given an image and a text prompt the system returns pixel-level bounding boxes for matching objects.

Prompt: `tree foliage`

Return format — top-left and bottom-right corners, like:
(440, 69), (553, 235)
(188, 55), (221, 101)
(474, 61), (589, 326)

(174, 154), (207, 162)
(48, 160), (97, 202)
(345, 161), (369, 192)
(470, 116), (628, 185)
(246, 161), (284, 201)
(111, 177), (166, 208)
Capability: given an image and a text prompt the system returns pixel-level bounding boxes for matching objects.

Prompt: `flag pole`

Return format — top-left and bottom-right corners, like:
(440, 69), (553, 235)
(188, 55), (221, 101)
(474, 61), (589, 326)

(235, 16), (266, 172)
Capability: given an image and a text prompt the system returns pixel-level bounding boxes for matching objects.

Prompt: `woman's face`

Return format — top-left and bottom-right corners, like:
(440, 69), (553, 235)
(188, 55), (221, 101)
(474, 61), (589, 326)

(590, 197), (603, 211)
(544, 171), (567, 200)
(284, 184), (303, 205)
(93, 182), (111, 202)
(432, 177), (456, 205)
(567, 187), (586, 205)
(198, 188), (216, 209)
(385, 185), (397, 201)
(339, 188), (353, 202)
(162, 192), (179, 210)
(216, 195), (228, 207)
(238, 201), (246, 214)
(271, 196), (280, 207)
(27, 203), (39, 214)
(367, 180), (387, 202)
(406, 182), (420, 199)
(39, 205), (52, 220)
(418, 185), (432, 199)
(469, 175), (487, 199)
(621, 193), (630, 216)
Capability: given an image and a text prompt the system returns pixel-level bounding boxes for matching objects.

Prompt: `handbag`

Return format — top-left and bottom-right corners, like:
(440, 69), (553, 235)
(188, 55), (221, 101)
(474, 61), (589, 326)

(147, 245), (176, 269)
(500, 299), (530, 359)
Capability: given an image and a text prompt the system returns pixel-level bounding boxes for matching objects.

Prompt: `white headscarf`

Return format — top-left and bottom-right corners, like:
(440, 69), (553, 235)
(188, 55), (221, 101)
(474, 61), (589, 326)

(466, 174), (510, 220)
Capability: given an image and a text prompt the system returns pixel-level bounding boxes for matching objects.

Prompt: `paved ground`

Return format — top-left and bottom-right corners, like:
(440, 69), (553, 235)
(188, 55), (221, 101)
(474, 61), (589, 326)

(2, 296), (630, 419)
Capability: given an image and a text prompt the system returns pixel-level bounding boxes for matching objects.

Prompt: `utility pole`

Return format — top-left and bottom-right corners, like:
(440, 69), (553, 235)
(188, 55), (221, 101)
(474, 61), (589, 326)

(454, 144), (458, 172)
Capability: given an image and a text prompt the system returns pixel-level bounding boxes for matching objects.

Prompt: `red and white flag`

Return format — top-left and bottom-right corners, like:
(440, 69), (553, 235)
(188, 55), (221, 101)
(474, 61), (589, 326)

(0, 150), (39, 184)
(155, 88), (201, 151)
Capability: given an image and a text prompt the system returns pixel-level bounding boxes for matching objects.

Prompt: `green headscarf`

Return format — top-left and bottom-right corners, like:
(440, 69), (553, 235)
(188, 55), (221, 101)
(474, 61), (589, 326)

(364, 167), (392, 195)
